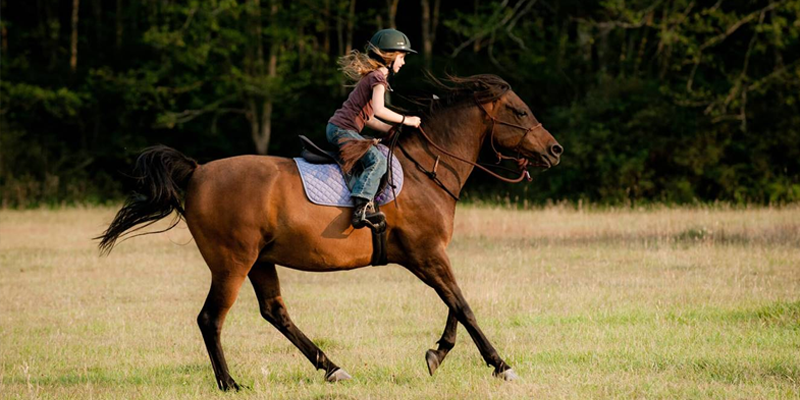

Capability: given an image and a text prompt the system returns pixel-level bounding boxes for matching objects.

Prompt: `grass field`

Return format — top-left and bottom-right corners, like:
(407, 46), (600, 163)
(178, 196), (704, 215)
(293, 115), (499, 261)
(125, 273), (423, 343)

(1, 205), (799, 399)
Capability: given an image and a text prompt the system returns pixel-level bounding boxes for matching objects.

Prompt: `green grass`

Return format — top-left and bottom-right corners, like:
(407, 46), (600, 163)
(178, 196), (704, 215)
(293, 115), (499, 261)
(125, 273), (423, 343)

(1, 205), (799, 399)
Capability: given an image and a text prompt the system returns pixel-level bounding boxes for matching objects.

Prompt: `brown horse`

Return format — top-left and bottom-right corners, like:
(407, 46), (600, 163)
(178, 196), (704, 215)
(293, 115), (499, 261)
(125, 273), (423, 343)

(98, 75), (562, 390)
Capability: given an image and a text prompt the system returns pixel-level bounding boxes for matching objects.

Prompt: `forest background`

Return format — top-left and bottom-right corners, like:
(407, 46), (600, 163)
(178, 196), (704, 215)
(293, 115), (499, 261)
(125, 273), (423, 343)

(1, 0), (799, 207)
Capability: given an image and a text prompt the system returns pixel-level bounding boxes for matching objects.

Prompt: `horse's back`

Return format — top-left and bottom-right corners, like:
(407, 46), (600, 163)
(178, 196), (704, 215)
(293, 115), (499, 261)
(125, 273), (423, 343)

(185, 155), (374, 272)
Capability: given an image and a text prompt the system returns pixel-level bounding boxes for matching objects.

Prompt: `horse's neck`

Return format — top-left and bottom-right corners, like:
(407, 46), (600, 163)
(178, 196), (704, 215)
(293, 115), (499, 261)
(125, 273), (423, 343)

(403, 106), (486, 197)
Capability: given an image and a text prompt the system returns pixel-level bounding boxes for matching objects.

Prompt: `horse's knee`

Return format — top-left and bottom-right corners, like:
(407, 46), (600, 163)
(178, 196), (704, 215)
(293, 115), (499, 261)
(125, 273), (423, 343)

(197, 310), (220, 334)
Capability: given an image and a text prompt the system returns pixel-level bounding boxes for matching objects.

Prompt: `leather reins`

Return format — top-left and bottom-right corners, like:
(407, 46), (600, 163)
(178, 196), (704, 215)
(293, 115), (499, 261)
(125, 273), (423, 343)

(387, 99), (546, 201)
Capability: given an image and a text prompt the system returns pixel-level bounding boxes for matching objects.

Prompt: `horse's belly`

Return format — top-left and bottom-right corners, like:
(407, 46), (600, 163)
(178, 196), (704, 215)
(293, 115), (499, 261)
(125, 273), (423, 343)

(258, 206), (376, 271)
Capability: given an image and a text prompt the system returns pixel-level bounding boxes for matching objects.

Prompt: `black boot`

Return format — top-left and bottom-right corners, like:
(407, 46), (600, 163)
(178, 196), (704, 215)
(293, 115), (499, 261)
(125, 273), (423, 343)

(352, 198), (386, 230)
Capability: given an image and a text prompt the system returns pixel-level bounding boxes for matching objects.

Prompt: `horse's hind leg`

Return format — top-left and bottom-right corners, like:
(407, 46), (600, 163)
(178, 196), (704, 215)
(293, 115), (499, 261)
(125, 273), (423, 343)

(426, 310), (458, 376)
(197, 271), (249, 391)
(248, 262), (351, 382)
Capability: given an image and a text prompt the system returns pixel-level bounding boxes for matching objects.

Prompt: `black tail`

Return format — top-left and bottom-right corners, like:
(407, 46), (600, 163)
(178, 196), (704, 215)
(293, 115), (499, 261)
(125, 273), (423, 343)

(96, 145), (198, 255)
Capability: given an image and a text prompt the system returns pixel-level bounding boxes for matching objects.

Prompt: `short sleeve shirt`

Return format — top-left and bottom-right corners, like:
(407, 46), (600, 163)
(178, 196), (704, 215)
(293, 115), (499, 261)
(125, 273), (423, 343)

(328, 71), (391, 133)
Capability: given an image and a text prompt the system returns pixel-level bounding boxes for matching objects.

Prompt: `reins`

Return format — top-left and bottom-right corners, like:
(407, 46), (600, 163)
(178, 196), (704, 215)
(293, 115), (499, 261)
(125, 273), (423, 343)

(383, 98), (544, 201)
(415, 124), (533, 184)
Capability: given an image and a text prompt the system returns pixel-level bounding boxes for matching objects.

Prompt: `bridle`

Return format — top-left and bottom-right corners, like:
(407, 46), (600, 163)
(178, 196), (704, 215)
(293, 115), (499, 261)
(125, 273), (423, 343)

(476, 99), (545, 171)
(389, 98), (548, 201)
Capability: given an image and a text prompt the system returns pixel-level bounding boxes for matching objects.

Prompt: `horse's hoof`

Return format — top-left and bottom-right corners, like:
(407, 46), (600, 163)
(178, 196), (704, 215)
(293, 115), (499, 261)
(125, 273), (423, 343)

(425, 349), (440, 376)
(325, 368), (352, 383)
(493, 368), (519, 381)
(220, 380), (244, 391)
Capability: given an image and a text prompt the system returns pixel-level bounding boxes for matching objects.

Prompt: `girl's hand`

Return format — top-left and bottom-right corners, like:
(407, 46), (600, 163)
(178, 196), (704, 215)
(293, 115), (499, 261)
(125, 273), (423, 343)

(404, 116), (422, 128)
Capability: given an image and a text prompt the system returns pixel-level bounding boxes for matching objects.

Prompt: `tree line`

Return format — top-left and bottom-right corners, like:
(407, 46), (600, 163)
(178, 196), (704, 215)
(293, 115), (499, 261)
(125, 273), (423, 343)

(1, 0), (799, 206)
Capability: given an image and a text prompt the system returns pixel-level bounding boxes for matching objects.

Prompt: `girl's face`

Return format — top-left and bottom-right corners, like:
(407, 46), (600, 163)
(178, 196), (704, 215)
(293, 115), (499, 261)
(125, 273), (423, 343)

(392, 53), (406, 73)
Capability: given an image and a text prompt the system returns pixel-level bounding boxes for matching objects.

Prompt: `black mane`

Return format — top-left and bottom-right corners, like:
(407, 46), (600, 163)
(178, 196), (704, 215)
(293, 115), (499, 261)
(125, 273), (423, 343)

(400, 73), (511, 117)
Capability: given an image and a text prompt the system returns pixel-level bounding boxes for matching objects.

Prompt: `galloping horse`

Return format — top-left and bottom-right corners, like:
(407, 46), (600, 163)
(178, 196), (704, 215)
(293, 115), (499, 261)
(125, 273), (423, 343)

(98, 75), (562, 390)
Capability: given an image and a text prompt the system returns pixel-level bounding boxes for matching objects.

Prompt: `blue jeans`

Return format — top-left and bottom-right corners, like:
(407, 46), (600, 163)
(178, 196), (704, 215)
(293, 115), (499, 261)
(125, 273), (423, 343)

(326, 123), (387, 201)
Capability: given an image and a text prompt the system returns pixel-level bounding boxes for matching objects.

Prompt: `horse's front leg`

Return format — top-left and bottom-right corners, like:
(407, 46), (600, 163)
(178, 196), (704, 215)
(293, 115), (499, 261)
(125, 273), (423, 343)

(425, 309), (457, 376)
(405, 249), (518, 381)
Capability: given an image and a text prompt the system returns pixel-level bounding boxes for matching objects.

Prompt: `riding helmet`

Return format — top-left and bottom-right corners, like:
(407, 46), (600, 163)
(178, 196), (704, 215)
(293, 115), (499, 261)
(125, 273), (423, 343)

(369, 29), (418, 54)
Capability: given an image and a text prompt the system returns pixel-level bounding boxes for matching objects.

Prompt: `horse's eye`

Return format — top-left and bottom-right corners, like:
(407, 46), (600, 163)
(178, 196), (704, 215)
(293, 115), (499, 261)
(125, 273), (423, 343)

(515, 110), (528, 117)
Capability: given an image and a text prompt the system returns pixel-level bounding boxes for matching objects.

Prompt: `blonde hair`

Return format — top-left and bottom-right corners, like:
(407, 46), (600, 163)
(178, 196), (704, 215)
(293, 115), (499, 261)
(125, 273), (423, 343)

(337, 43), (403, 83)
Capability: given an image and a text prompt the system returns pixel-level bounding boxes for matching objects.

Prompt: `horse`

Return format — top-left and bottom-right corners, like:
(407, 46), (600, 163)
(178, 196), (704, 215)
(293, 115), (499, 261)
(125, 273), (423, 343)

(97, 74), (563, 390)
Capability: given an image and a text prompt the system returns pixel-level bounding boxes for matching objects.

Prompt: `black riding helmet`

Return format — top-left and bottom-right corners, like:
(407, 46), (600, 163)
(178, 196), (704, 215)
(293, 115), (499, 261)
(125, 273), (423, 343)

(369, 29), (418, 54)
(368, 29), (416, 84)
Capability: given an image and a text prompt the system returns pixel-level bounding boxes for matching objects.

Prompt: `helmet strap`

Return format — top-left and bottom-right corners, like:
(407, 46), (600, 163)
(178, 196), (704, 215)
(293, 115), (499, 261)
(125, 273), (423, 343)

(386, 59), (396, 91)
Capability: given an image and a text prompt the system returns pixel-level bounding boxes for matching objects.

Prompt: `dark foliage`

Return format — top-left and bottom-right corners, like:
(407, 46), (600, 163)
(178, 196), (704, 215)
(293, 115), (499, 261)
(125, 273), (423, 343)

(1, 0), (799, 206)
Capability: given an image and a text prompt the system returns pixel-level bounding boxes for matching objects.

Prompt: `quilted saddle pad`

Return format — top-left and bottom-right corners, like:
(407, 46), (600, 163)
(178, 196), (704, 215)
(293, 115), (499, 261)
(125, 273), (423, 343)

(293, 144), (404, 207)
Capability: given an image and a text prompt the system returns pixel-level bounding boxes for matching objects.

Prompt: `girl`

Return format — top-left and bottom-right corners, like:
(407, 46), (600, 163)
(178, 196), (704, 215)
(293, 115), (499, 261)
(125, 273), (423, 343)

(327, 29), (422, 230)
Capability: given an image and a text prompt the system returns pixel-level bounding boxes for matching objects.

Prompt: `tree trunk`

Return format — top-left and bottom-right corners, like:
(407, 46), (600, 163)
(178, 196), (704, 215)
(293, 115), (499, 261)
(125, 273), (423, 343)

(472, 0), (481, 53)
(339, 0), (356, 96)
(597, 26), (609, 77)
(432, 0), (440, 42)
(70, 0), (80, 73)
(1, 0), (7, 55)
(249, 0), (279, 155)
(255, 0), (264, 74)
(298, 25), (305, 69)
(421, 0), (431, 69)
(336, 2), (343, 57)
(92, 0), (101, 44)
(116, 0), (123, 50)
(345, 0), (356, 55)
(386, 0), (399, 29)
(420, 0), (439, 70)
(323, 0), (330, 55)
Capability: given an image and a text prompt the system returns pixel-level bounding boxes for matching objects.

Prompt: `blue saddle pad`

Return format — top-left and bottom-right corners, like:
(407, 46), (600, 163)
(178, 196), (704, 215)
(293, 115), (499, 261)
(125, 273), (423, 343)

(293, 144), (403, 207)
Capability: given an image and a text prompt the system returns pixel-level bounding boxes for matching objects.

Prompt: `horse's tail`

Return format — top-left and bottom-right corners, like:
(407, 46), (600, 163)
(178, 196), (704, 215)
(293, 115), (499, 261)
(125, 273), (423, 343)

(96, 145), (198, 255)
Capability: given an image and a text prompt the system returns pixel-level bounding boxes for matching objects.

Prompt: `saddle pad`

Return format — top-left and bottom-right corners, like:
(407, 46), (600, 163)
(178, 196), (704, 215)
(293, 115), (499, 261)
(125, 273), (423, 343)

(293, 144), (403, 207)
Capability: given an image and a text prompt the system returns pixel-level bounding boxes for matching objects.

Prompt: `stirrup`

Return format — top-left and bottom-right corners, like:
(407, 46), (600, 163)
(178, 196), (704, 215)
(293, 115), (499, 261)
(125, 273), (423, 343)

(352, 199), (386, 231)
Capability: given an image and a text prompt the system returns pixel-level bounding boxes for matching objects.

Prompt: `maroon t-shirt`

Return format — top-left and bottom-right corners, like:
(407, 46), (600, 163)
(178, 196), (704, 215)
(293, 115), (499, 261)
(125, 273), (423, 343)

(329, 70), (391, 133)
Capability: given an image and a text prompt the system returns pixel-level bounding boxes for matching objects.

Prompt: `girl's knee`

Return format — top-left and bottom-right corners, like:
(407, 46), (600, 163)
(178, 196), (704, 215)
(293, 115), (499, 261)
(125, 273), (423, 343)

(365, 147), (385, 162)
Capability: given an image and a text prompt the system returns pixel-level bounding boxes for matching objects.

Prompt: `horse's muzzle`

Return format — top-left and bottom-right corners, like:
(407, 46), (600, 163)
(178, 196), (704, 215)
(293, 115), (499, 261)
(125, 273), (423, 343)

(545, 142), (563, 167)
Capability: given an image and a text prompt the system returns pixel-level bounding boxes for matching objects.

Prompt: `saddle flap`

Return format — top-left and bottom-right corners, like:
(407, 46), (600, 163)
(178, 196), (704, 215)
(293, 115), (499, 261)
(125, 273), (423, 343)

(299, 135), (338, 164)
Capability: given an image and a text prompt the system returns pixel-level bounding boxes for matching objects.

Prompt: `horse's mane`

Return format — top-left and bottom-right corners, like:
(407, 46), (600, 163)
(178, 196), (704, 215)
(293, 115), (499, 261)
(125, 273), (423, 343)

(400, 73), (511, 118)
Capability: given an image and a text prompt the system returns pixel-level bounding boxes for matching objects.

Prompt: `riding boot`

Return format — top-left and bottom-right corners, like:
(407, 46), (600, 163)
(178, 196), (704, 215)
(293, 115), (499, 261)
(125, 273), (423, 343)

(352, 198), (386, 230)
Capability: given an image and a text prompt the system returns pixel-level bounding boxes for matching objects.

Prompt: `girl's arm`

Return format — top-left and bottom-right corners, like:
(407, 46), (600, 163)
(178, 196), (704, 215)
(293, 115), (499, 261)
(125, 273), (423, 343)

(364, 117), (392, 133)
(372, 84), (421, 127)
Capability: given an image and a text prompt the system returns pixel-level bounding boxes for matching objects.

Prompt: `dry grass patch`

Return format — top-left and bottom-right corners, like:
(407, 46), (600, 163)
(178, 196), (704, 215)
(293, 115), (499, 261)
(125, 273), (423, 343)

(1, 205), (799, 399)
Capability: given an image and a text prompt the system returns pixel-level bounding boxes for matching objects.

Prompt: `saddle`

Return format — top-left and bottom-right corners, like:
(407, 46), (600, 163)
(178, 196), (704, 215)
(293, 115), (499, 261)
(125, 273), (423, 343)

(298, 135), (390, 266)
(298, 135), (339, 165)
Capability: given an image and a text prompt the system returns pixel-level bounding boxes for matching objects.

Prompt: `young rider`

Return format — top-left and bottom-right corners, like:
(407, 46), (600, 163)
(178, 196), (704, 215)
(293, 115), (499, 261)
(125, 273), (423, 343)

(327, 29), (421, 229)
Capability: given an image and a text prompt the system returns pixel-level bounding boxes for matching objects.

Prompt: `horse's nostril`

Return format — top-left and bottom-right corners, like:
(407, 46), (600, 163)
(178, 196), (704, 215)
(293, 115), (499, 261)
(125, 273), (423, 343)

(550, 144), (563, 156)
